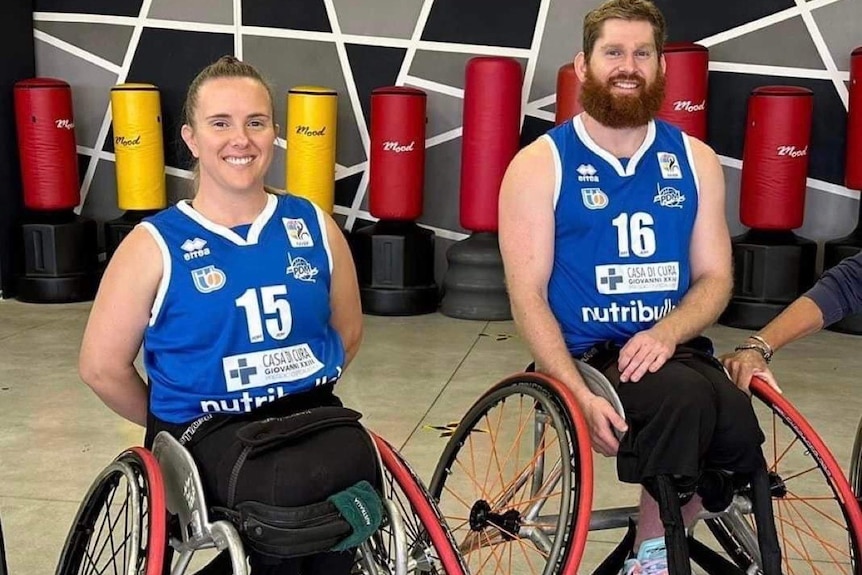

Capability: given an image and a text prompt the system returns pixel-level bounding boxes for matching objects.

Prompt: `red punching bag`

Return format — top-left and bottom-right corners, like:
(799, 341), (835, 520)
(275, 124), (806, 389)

(846, 47), (862, 190)
(14, 78), (80, 211)
(555, 62), (582, 125)
(369, 87), (426, 221)
(740, 86), (814, 230)
(657, 43), (709, 140)
(459, 57), (522, 233)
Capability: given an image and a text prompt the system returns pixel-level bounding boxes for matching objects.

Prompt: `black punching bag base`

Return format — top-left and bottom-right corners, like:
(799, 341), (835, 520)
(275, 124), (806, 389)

(823, 232), (862, 335)
(719, 301), (791, 332)
(17, 213), (99, 303)
(719, 229), (817, 331)
(17, 274), (97, 304)
(351, 221), (438, 316)
(440, 232), (511, 321)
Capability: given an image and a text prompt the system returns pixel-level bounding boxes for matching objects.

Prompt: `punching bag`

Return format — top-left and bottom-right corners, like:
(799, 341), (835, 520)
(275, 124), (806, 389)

(286, 86), (337, 214)
(441, 56), (522, 320)
(351, 86), (437, 316)
(14, 78), (79, 211)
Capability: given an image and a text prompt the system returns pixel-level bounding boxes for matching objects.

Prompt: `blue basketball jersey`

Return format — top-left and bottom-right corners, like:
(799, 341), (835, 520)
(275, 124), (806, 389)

(543, 115), (700, 355)
(141, 193), (345, 423)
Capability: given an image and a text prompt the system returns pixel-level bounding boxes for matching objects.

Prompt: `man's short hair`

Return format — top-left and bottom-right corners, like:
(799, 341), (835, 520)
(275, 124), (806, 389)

(582, 0), (667, 61)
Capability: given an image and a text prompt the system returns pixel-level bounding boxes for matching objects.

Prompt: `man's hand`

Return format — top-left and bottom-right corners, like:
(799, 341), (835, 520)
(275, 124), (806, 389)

(617, 326), (676, 383)
(579, 393), (628, 456)
(720, 349), (782, 394)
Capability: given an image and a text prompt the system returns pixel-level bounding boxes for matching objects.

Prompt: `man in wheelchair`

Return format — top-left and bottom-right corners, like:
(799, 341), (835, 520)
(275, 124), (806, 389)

(78, 55), (380, 574)
(498, 1), (781, 573)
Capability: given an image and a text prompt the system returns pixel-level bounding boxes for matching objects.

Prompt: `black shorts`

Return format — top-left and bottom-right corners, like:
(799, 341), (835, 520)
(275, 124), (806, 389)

(146, 385), (376, 575)
(582, 337), (766, 485)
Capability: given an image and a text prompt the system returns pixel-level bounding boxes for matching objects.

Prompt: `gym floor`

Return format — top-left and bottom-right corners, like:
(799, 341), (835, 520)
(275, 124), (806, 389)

(0, 299), (860, 573)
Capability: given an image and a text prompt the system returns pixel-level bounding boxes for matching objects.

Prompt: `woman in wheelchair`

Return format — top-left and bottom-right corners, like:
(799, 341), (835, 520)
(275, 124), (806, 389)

(78, 55), (379, 574)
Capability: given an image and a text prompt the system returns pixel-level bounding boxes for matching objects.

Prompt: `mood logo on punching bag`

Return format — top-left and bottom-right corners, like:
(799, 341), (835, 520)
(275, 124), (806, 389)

(295, 125), (326, 137)
(382, 140), (415, 153)
(191, 265), (226, 293)
(55, 119), (75, 129)
(115, 134), (142, 147)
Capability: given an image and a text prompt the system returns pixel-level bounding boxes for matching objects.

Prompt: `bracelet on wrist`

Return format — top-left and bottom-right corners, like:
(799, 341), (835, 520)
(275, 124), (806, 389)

(748, 334), (774, 356)
(734, 343), (772, 363)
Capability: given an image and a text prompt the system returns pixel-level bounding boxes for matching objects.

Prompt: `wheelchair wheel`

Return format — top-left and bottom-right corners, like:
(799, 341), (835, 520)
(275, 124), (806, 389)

(56, 447), (167, 575)
(429, 373), (593, 575)
(0, 515), (7, 575)
(850, 415), (862, 505)
(357, 434), (468, 575)
(705, 376), (862, 574)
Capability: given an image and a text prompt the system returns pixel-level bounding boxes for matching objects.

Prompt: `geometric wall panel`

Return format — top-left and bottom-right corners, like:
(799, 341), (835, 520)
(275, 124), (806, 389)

(422, 0), (542, 49)
(335, 171), (363, 208)
(654, 0), (795, 42)
(332, 0), (423, 39)
(418, 139), (466, 235)
(149, 0), (233, 25)
(708, 16), (823, 69)
(810, 0), (862, 71)
(35, 21), (133, 66)
(409, 51), (480, 90)
(241, 0), (331, 32)
(34, 0), (143, 17)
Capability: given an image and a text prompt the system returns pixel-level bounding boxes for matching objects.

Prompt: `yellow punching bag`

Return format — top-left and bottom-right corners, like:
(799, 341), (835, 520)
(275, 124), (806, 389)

(286, 86), (337, 213)
(110, 83), (166, 210)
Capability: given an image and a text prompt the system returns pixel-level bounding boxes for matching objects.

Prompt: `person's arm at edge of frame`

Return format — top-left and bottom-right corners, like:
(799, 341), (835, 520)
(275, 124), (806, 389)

(499, 138), (628, 456)
(722, 250), (862, 390)
(617, 137), (734, 383)
(325, 213), (363, 369)
(79, 226), (161, 427)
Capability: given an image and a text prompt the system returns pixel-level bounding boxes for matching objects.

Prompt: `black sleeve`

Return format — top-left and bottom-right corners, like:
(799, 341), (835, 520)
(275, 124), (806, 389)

(803, 250), (862, 326)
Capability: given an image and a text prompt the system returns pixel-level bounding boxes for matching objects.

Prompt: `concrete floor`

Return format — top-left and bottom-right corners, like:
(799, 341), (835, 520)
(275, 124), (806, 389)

(1, 298), (861, 573)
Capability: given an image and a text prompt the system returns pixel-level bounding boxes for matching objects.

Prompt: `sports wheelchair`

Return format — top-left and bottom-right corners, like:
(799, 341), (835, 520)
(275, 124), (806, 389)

(54, 429), (469, 575)
(428, 364), (862, 575)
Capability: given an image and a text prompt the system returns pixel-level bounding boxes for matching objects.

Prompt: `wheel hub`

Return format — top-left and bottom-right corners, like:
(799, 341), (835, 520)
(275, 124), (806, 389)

(468, 500), (522, 540)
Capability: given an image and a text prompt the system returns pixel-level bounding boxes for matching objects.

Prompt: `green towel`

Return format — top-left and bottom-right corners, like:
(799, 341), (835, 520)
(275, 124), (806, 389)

(327, 480), (383, 551)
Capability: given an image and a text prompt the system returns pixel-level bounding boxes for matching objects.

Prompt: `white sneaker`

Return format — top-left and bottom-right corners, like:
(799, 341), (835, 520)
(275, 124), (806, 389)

(621, 536), (668, 575)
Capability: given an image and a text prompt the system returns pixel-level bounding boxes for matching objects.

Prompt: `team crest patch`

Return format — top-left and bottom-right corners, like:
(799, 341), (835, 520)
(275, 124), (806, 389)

(581, 188), (609, 210)
(191, 265), (226, 293)
(286, 253), (319, 282)
(653, 183), (686, 208)
(283, 218), (314, 248)
(657, 152), (682, 179)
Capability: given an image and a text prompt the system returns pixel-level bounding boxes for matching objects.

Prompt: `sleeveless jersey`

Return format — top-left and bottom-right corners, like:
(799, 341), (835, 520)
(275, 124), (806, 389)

(141, 193), (345, 423)
(543, 114), (700, 355)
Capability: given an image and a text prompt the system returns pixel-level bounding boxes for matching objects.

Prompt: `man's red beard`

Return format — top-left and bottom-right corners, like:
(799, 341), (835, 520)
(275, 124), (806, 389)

(579, 68), (666, 129)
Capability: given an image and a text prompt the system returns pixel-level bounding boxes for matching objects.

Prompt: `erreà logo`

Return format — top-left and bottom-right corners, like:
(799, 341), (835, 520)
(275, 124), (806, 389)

(382, 141), (415, 153)
(295, 125), (326, 136)
(577, 164), (599, 183)
(115, 135), (141, 147)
